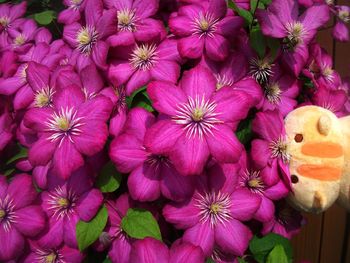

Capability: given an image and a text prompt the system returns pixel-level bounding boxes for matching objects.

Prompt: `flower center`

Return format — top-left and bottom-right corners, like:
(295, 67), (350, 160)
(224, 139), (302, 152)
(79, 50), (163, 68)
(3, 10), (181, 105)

(284, 21), (306, 49)
(14, 34), (26, 46)
(70, 0), (83, 9)
(195, 192), (232, 227)
(48, 186), (78, 219)
(0, 209), (5, 218)
(45, 253), (57, 263)
(35, 87), (55, 108)
(76, 26), (99, 54)
(0, 196), (17, 232)
(269, 136), (290, 163)
(146, 154), (170, 170)
(215, 74), (234, 90)
(0, 16), (9, 28)
(117, 9), (137, 32)
(130, 44), (158, 70)
(35, 249), (63, 263)
(322, 66), (334, 82)
(192, 13), (218, 38)
(240, 170), (265, 194)
(249, 57), (274, 84)
(265, 83), (281, 104)
(173, 96), (221, 139)
(46, 108), (84, 146)
(339, 10), (350, 23)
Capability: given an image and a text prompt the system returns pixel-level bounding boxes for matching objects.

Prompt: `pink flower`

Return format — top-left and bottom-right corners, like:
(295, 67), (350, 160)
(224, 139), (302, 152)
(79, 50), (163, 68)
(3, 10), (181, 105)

(5, 19), (37, 54)
(238, 153), (289, 223)
(24, 84), (112, 179)
(262, 201), (305, 239)
(58, 0), (86, 25)
(163, 167), (260, 257)
(144, 66), (252, 176)
(22, 242), (84, 263)
(257, 66), (300, 117)
(257, 0), (330, 75)
(129, 237), (205, 263)
(312, 84), (347, 117)
(0, 96), (15, 152)
(37, 167), (103, 248)
(108, 38), (182, 96)
(169, 0), (243, 61)
(63, 0), (117, 69)
(0, 2), (26, 33)
(332, 5), (350, 42)
(251, 110), (292, 189)
(0, 174), (46, 261)
(303, 43), (340, 89)
(105, 0), (167, 47)
(110, 107), (194, 201)
(103, 194), (135, 263)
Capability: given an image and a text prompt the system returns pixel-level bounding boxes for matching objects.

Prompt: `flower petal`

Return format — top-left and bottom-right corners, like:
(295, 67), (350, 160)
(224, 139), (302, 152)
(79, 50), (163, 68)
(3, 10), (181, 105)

(205, 34), (229, 61)
(215, 218), (252, 256)
(129, 238), (169, 263)
(14, 205), (46, 237)
(26, 61), (50, 91)
(183, 221), (215, 257)
(76, 189), (104, 221)
(7, 174), (37, 209)
(229, 189), (261, 221)
(147, 81), (187, 116)
(178, 35), (204, 60)
(0, 227), (24, 261)
(163, 199), (200, 229)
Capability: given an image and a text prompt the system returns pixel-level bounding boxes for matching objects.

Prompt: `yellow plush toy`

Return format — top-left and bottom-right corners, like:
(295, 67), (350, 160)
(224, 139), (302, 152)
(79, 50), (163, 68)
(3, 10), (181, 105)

(284, 106), (350, 213)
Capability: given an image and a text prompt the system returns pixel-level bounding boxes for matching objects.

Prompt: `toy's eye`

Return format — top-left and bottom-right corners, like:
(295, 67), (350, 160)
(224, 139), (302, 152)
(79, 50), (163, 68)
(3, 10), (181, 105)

(291, 174), (299, 184)
(294, 134), (303, 143)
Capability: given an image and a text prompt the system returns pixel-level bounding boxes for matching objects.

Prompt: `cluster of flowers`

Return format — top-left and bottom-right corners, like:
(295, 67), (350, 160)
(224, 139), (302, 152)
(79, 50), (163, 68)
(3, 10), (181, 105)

(0, 0), (349, 262)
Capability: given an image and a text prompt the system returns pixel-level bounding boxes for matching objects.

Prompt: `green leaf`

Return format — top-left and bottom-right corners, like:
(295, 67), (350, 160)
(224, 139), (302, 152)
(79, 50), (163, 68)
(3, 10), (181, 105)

(249, 234), (293, 263)
(250, 25), (266, 58)
(260, 0), (272, 5)
(34, 10), (56, 25)
(102, 258), (112, 263)
(96, 162), (122, 193)
(121, 208), (162, 241)
(205, 259), (215, 263)
(267, 245), (288, 263)
(126, 86), (147, 108)
(238, 258), (247, 263)
(235, 118), (253, 146)
(4, 168), (15, 177)
(76, 205), (108, 251)
(0, 0), (6, 3)
(6, 146), (27, 165)
(228, 0), (253, 26)
(250, 0), (258, 13)
(266, 37), (281, 61)
(135, 100), (154, 112)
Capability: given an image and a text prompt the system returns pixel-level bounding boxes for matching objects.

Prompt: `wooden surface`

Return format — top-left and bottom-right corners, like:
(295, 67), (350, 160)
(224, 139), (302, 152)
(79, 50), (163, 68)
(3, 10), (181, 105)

(291, 2), (350, 261)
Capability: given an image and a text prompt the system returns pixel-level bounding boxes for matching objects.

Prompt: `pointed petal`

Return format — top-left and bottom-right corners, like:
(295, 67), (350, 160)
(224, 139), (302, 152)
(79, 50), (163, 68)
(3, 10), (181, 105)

(130, 238), (169, 263)
(14, 205), (46, 237)
(76, 189), (103, 221)
(7, 174), (37, 209)
(0, 227), (25, 261)
(229, 189), (261, 221)
(178, 35), (204, 60)
(163, 200), (200, 229)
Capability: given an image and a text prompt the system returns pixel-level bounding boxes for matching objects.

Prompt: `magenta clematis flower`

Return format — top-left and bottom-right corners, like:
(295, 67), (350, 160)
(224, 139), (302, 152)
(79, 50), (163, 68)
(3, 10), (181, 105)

(108, 38), (182, 96)
(238, 153), (289, 223)
(257, 0), (330, 75)
(311, 84), (347, 117)
(304, 43), (341, 89)
(110, 107), (194, 201)
(169, 0), (243, 61)
(144, 66), (252, 176)
(257, 65), (300, 117)
(0, 50), (18, 78)
(0, 174), (46, 261)
(63, 0), (117, 69)
(251, 110), (292, 189)
(5, 19), (38, 54)
(129, 237), (205, 263)
(102, 194), (135, 263)
(22, 241), (84, 263)
(0, 2), (26, 33)
(332, 5), (350, 42)
(58, 0), (86, 25)
(163, 166), (260, 257)
(105, 0), (167, 47)
(262, 201), (305, 239)
(24, 84), (113, 179)
(38, 167), (103, 249)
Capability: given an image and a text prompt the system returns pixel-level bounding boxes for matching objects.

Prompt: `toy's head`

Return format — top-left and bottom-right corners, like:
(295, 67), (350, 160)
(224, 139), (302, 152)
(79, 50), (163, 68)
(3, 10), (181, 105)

(284, 106), (344, 213)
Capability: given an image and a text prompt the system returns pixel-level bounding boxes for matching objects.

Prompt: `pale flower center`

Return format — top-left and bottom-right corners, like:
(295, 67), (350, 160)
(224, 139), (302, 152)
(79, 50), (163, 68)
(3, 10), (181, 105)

(76, 26), (99, 54)
(14, 34), (26, 46)
(248, 178), (263, 188)
(45, 253), (57, 263)
(192, 12), (218, 38)
(130, 44), (158, 70)
(0, 16), (9, 28)
(265, 83), (282, 104)
(339, 10), (350, 23)
(117, 9), (137, 31)
(0, 209), (5, 219)
(285, 21), (306, 48)
(34, 87), (55, 108)
(249, 57), (274, 84)
(270, 137), (290, 163)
